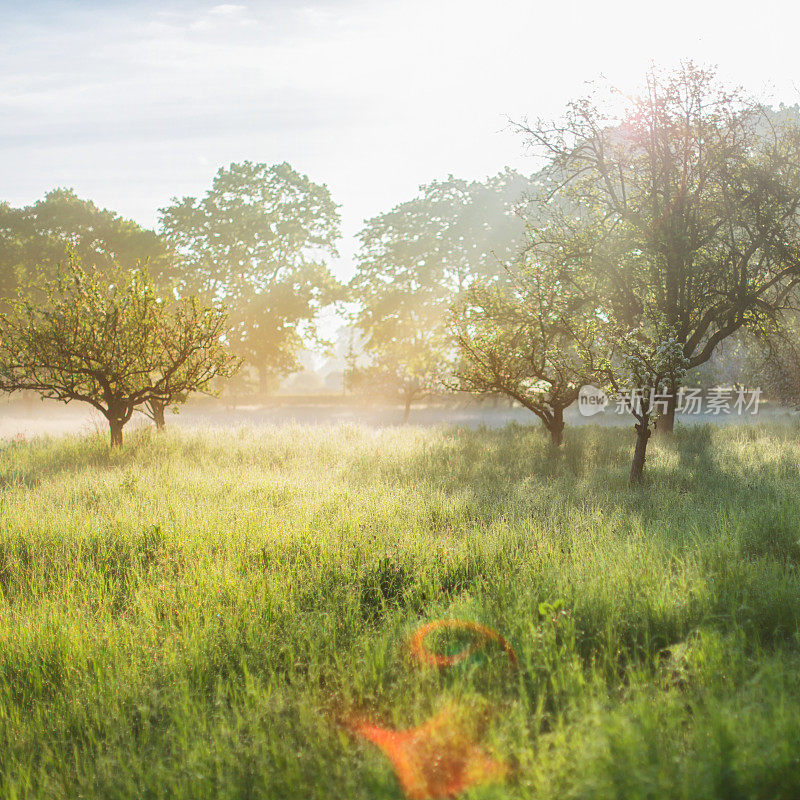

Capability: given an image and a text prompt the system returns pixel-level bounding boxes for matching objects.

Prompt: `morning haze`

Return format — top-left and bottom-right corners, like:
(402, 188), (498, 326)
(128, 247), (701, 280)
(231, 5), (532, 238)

(3, 2), (800, 798)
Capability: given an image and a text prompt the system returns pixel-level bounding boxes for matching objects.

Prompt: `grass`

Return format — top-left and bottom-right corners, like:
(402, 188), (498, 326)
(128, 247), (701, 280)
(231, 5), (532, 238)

(1, 420), (800, 799)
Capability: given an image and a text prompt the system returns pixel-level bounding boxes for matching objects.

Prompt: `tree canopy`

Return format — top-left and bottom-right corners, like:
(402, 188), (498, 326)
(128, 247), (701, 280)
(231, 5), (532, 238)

(452, 255), (601, 446)
(350, 170), (534, 417)
(0, 188), (170, 300)
(0, 259), (239, 446)
(159, 161), (342, 390)
(515, 63), (800, 480)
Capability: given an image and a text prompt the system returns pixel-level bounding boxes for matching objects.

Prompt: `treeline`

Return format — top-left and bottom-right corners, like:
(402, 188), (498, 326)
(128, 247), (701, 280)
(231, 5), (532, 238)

(3, 63), (800, 483)
(352, 64), (800, 482)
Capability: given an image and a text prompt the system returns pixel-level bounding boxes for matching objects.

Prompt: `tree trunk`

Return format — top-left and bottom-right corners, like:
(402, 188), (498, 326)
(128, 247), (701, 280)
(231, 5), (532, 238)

(548, 407), (565, 448)
(629, 416), (651, 485)
(150, 399), (166, 430)
(654, 389), (677, 436)
(402, 395), (412, 423)
(109, 418), (124, 448)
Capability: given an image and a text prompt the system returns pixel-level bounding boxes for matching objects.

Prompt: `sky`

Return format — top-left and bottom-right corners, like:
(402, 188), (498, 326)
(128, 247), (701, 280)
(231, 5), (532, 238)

(2, 0), (800, 281)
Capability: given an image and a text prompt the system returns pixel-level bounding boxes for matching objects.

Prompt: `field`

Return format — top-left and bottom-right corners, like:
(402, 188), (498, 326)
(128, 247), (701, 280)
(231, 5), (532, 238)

(2, 422), (800, 799)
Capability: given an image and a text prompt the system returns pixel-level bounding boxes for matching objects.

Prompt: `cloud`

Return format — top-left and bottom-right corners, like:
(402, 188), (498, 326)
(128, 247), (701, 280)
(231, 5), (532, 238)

(191, 2), (254, 30)
(209, 4), (247, 14)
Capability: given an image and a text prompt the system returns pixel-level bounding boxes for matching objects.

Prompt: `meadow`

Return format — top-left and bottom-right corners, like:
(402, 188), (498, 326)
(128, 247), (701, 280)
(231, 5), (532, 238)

(1, 421), (800, 799)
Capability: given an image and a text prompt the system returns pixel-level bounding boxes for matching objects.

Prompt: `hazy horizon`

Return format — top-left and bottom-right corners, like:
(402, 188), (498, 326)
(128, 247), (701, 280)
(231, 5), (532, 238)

(3, 0), (800, 279)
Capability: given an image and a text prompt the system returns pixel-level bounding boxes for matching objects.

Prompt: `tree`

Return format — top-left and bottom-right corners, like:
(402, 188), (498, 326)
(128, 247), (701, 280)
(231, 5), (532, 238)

(744, 309), (800, 406)
(519, 64), (800, 430)
(0, 189), (170, 301)
(141, 295), (242, 430)
(0, 259), (239, 447)
(517, 63), (800, 481)
(599, 317), (689, 484)
(451, 255), (600, 447)
(351, 171), (533, 420)
(685, 330), (754, 390)
(159, 161), (342, 392)
(347, 327), (451, 423)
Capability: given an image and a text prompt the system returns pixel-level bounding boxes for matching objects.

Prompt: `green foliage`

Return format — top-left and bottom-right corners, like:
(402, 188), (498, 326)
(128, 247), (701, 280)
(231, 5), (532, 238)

(349, 171), (533, 412)
(0, 258), (239, 445)
(603, 315), (691, 417)
(685, 332), (758, 390)
(347, 329), (452, 419)
(159, 161), (342, 388)
(1, 424), (800, 797)
(742, 310), (800, 406)
(0, 188), (170, 300)
(516, 63), (800, 476)
(521, 63), (800, 371)
(452, 254), (601, 441)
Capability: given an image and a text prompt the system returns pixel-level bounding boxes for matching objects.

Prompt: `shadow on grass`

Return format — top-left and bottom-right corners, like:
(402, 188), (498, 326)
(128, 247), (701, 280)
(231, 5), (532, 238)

(5, 418), (800, 665)
(363, 420), (800, 665)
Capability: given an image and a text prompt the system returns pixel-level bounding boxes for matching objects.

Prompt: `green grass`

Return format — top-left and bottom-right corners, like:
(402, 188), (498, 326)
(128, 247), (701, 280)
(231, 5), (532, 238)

(2, 421), (800, 799)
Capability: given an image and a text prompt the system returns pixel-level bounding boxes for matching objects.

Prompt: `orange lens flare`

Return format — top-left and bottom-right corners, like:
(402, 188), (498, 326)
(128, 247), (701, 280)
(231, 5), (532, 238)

(349, 706), (508, 800)
(407, 619), (518, 668)
(346, 620), (516, 798)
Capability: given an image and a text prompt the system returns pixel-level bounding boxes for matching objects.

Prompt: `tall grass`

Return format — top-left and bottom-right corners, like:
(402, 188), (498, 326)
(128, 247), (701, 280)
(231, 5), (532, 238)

(1, 422), (800, 798)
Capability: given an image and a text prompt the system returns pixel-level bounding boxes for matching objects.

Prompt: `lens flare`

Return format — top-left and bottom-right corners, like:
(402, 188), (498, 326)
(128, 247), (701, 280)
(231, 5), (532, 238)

(407, 619), (518, 667)
(346, 620), (516, 798)
(349, 705), (508, 800)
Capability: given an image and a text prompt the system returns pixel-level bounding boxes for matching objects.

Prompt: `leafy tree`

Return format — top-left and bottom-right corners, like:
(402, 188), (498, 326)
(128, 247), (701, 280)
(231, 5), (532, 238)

(517, 63), (800, 481)
(600, 317), (689, 484)
(351, 171), (533, 420)
(159, 161), (342, 392)
(0, 189), (170, 300)
(141, 295), (242, 430)
(0, 260), (239, 446)
(685, 331), (755, 390)
(452, 256), (600, 447)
